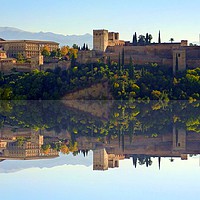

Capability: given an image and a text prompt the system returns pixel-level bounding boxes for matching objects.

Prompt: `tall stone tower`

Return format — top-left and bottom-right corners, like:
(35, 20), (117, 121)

(173, 50), (186, 74)
(173, 40), (188, 74)
(93, 30), (108, 52)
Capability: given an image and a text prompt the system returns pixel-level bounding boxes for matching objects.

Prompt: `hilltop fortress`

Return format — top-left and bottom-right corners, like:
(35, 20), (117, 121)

(77, 30), (200, 73)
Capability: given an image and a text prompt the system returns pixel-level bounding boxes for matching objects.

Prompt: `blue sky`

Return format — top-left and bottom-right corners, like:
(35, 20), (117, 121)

(0, 156), (200, 200)
(1, 0), (200, 43)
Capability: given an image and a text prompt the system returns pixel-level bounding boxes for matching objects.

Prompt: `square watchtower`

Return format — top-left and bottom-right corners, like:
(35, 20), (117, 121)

(93, 30), (108, 52)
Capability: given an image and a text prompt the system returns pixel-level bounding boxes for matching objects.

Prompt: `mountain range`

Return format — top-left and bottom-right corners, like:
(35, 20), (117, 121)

(0, 27), (93, 48)
(0, 153), (93, 174)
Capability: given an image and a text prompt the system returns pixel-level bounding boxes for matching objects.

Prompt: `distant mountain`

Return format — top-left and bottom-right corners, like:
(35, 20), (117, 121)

(0, 27), (93, 48)
(0, 153), (93, 174)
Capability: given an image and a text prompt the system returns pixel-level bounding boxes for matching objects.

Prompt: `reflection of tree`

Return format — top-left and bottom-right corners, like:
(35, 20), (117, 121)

(0, 101), (199, 141)
(81, 150), (90, 157)
(60, 145), (70, 154)
(16, 136), (27, 147)
(132, 155), (153, 168)
(41, 144), (51, 155)
(132, 156), (138, 168)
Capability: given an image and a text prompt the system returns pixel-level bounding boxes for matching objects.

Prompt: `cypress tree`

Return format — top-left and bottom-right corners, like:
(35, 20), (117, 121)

(107, 56), (111, 68)
(82, 43), (86, 50)
(145, 33), (149, 44)
(118, 52), (121, 70)
(158, 30), (161, 44)
(129, 56), (135, 79)
(71, 54), (76, 68)
(133, 32), (138, 46)
(135, 32), (137, 44)
(122, 48), (125, 67)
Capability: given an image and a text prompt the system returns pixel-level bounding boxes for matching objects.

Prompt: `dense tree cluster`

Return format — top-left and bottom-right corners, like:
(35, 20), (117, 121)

(132, 32), (153, 46)
(0, 101), (199, 138)
(110, 62), (200, 100)
(0, 62), (110, 100)
(0, 57), (200, 100)
(41, 45), (78, 59)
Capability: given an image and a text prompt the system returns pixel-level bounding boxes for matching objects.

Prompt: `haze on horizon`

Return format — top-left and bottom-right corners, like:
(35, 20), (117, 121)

(1, 0), (200, 44)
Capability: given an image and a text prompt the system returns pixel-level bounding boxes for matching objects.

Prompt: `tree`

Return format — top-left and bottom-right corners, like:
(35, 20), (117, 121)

(148, 34), (153, 44)
(0, 72), (4, 85)
(189, 43), (198, 46)
(138, 35), (146, 46)
(71, 54), (76, 68)
(41, 144), (51, 155)
(133, 32), (137, 46)
(72, 44), (79, 49)
(60, 144), (70, 154)
(57, 48), (62, 58)
(118, 52), (121, 70)
(50, 50), (57, 58)
(107, 56), (111, 68)
(41, 46), (50, 57)
(170, 38), (174, 43)
(0, 87), (13, 100)
(82, 43), (86, 50)
(61, 46), (69, 56)
(151, 90), (162, 100)
(122, 49), (125, 67)
(69, 48), (78, 59)
(145, 33), (149, 44)
(158, 30), (161, 44)
(16, 53), (25, 63)
(129, 57), (135, 79)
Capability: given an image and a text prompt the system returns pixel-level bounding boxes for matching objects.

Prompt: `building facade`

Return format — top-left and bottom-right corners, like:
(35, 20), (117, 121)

(0, 40), (59, 59)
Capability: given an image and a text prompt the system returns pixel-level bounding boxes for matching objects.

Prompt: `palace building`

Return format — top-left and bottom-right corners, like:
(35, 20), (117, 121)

(0, 40), (59, 59)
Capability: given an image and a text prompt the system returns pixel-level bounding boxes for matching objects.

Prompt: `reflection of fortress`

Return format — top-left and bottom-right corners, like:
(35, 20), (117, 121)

(78, 127), (200, 171)
(1, 126), (200, 171)
(77, 29), (200, 74)
(0, 128), (59, 160)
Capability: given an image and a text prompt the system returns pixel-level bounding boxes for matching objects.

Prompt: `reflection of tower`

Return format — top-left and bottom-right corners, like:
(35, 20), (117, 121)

(132, 156), (137, 168)
(93, 149), (108, 171)
(158, 157), (161, 170)
(173, 127), (186, 151)
(93, 149), (123, 171)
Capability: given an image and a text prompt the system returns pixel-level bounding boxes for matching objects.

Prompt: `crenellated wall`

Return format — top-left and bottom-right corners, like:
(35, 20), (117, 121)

(78, 39), (200, 72)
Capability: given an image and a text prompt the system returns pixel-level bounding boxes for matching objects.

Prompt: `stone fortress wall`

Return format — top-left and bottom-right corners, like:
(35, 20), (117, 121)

(77, 29), (200, 74)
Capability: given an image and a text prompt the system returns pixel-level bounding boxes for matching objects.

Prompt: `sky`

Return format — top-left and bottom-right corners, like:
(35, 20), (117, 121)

(1, 0), (200, 43)
(0, 156), (200, 200)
